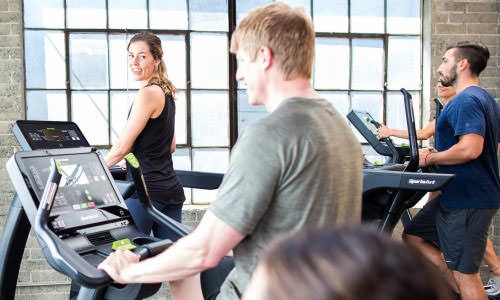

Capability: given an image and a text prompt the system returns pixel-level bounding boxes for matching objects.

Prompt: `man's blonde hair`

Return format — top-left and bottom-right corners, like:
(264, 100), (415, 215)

(230, 2), (315, 80)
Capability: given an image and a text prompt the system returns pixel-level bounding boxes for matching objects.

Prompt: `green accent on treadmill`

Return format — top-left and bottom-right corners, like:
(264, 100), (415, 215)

(54, 160), (63, 175)
(124, 153), (140, 169)
(373, 161), (385, 166)
(112, 238), (136, 251)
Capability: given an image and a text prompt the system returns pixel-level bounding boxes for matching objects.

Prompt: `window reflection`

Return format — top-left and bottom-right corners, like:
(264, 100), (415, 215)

(351, 0), (384, 33)
(67, 0), (106, 29)
(110, 91), (135, 143)
(314, 38), (349, 90)
(174, 91), (187, 145)
(313, 0), (348, 33)
(159, 35), (187, 90)
(352, 39), (384, 90)
(27, 91), (67, 121)
(190, 33), (228, 89)
(24, 0), (63, 28)
(69, 34), (108, 89)
(387, 0), (420, 34)
(387, 37), (421, 90)
(71, 91), (109, 145)
(108, 0), (147, 29)
(320, 92), (350, 118)
(150, 0), (188, 30)
(25, 30), (66, 89)
(189, 0), (228, 31)
(191, 91), (229, 147)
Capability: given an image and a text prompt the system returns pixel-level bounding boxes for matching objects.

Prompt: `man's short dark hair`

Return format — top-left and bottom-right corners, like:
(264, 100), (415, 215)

(447, 41), (490, 76)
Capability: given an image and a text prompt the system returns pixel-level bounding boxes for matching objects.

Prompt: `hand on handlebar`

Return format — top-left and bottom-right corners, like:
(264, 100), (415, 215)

(419, 147), (436, 167)
(118, 159), (127, 170)
(376, 124), (391, 139)
(97, 250), (140, 284)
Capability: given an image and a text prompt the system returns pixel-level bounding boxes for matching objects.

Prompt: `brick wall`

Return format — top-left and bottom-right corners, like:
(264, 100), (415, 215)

(0, 0), (499, 298)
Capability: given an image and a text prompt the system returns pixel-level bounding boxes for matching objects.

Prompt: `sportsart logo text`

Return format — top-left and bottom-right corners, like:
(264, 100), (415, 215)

(408, 179), (436, 185)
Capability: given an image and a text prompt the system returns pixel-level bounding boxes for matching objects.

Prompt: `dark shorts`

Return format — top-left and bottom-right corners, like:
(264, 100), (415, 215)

(201, 256), (235, 300)
(404, 197), (497, 274)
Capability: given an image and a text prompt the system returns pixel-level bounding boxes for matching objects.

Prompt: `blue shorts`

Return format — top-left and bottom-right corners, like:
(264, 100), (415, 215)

(403, 197), (497, 274)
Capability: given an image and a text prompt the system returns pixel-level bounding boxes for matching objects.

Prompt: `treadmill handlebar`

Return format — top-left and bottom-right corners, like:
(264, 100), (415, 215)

(124, 153), (191, 238)
(400, 88), (419, 172)
(135, 239), (173, 260)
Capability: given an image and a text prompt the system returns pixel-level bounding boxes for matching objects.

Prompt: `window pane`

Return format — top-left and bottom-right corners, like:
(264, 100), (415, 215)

(109, 34), (140, 89)
(236, 0), (271, 24)
(320, 92), (349, 117)
(172, 148), (191, 171)
(67, 0), (106, 29)
(386, 92), (420, 129)
(71, 91), (109, 145)
(190, 33), (228, 89)
(191, 148), (229, 204)
(108, 0), (147, 29)
(237, 90), (268, 135)
(352, 39), (384, 90)
(351, 0), (384, 33)
(191, 91), (229, 147)
(174, 91), (187, 145)
(26, 90), (67, 121)
(25, 30), (66, 89)
(282, 0), (311, 16)
(69, 33), (108, 89)
(150, 0), (188, 30)
(351, 92), (383, 142)
(189, 0), (228, 31)
(387, 36), (421, 90)
(313, 0), (347, 33)
(24, 0), (64, 28)
(386, 91), (421, 145)
(351, 92), (383, 121)
(314, 38), (349, 89)
(387, 0), (420, 34)
(110, 91), (135, 143)
(159, 35), (187, 90)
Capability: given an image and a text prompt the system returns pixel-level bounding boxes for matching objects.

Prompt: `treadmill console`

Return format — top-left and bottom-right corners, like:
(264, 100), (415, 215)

(12, 149), (130, 235)
(12, 120), (91, 150)
(347, 110), (408, 164)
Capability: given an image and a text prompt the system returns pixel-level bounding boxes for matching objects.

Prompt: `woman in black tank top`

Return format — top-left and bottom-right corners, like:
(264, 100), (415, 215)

(104, 32), (185, 241)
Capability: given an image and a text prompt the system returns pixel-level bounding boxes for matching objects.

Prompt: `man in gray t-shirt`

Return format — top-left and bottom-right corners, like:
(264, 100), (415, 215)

(98, 3), (363, 300)
(211, 96), (362, 299)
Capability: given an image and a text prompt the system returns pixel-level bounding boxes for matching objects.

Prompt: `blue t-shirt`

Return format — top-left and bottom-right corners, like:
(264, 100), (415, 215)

(435, 86), (500, 208)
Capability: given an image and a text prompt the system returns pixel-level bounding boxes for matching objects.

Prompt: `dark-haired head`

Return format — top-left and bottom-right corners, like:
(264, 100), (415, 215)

(446, 41), (490, 76)
(128, 31), (177, 95)
(244, 226), (453, 300)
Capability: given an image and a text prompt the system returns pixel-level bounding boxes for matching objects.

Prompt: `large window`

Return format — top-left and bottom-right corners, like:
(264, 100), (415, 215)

(23, 0), (422, 203)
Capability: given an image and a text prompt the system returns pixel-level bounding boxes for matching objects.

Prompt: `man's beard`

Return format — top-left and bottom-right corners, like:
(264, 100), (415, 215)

(440, 68), (457, 87)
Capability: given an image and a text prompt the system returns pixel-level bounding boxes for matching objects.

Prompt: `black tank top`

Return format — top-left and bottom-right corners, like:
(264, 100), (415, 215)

(126, 83), (185, 204)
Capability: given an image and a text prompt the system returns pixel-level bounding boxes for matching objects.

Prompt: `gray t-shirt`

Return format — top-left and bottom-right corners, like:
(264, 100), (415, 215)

(210, 97), (363, 299)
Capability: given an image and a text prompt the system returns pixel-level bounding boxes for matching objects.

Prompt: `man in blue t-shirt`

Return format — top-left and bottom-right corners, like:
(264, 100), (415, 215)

(403, 41), (500, 300)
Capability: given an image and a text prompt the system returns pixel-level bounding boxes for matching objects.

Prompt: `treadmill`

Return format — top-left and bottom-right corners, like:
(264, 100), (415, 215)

(5, 147), (184, 299)
(0, 121), (183, 300)
(349, 88), (454, 233)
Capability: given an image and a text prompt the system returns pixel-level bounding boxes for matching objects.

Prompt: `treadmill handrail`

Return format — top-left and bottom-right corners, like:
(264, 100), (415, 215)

(125, 153), (191, 238)
(400, 88), (419, 171)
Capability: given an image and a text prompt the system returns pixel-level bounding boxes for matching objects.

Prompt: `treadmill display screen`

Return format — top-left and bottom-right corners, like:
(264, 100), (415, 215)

(15, 121), (90, 149)
(353, 111), (379, 136)
(21, 152), (126, 232)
